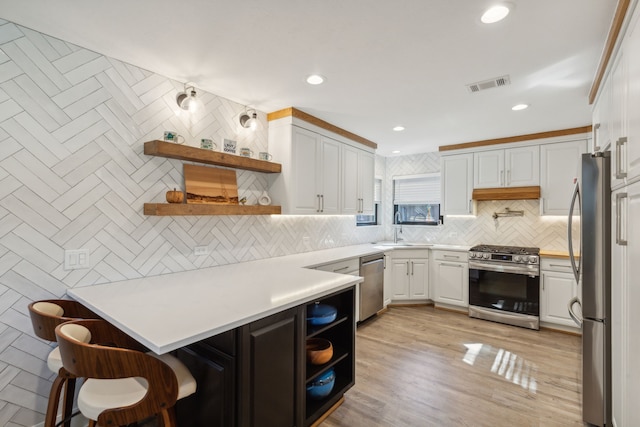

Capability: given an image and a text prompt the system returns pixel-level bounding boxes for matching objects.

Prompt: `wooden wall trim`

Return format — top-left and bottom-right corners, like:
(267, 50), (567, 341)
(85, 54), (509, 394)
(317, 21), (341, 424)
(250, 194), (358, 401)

(267, 107), (378, 149)
(438, 125), (592, 152)
(589, 0), (631, 104)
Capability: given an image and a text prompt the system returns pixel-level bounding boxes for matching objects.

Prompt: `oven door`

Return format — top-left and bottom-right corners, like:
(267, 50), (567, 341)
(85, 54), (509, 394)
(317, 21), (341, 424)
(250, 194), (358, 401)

(469, 265), (539, 316)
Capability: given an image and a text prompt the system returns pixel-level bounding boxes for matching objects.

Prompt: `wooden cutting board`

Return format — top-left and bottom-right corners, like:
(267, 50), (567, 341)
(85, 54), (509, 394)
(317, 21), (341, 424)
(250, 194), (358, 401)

(184, 164), (239, 204)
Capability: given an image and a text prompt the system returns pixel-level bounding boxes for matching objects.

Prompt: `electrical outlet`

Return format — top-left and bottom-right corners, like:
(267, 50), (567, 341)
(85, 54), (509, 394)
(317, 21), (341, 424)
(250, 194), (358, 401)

(64, 249), (90, 270)
(194, 246), (209, 256)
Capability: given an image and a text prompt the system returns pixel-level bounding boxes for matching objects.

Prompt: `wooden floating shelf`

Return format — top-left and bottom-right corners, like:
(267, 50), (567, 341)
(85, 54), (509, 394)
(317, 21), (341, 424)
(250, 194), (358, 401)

(144, 203), (281, 216)
(144, 140), (282, 173)
(472, 186), (541, 201)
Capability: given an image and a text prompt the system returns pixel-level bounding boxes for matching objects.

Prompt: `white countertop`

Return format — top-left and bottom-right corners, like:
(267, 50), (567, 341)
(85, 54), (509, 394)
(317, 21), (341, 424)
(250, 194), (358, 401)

(68, 243), (469, 354)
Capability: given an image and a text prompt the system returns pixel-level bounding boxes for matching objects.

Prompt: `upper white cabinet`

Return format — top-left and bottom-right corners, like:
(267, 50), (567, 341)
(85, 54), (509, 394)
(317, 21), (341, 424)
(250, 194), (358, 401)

(605, 8), (640, 189)
(284, 126), (340, 214)
(441, 153), (474, 215)
(268, 120), (375, 215)
(342, 145), (375, 215)
(540, 140), (588, 215)
(473, 146), (539, 189)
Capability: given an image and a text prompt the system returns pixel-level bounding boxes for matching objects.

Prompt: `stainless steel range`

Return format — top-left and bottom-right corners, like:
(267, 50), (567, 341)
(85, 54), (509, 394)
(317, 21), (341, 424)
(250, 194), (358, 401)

(468, 244), (540, 330)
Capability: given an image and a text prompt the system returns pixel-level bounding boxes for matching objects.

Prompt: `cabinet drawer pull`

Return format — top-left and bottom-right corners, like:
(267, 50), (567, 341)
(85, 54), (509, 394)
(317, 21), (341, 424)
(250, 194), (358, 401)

(316, 194), (321, 213)
(320, 194), (324, 212)
(411, 261), (414, 275)
(406, 262), (410, 276)
(548, 264), (571, 269)
(443, 254), (460, 259)
(440, 262), (463, 268)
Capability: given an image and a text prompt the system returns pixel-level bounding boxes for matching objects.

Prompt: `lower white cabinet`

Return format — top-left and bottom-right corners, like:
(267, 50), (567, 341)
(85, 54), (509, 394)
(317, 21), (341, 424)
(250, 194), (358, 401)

(386, 250), (429, 301)
(539, 258), (579, 328)
(611, 182), (640, 427)
(431, 250), (468, 308)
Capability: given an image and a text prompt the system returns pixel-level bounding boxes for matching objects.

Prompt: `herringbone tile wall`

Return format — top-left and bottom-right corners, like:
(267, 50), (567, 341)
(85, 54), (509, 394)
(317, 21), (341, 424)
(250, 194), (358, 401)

(0, 20), (383, 426)
(383, 153), (572, 249)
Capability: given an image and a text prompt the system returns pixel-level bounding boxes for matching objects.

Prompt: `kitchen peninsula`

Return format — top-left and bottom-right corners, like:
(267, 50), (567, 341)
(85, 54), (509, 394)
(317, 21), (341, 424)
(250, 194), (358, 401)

(68, 244), (386, 427)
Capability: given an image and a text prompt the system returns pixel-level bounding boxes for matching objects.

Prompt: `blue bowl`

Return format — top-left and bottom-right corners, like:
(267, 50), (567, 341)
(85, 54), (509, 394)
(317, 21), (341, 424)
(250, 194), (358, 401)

(307, 368), (336, 400)
(307, 303), (337, 325)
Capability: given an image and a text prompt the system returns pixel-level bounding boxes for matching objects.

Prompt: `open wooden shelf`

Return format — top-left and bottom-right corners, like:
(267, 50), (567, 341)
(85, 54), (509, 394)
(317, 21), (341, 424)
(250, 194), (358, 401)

(144, 140), (282, 173)
(143, 203), (281, 216)
(472, 185), (541, 201)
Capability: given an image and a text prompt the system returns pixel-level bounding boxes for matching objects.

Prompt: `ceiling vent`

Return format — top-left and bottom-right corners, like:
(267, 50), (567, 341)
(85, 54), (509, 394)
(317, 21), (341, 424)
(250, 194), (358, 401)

(467, 75), (511, 93)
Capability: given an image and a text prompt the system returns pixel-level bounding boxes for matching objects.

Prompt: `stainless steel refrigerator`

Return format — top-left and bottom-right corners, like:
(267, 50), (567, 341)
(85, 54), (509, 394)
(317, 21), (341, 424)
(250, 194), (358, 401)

(568, 152), (611, 426)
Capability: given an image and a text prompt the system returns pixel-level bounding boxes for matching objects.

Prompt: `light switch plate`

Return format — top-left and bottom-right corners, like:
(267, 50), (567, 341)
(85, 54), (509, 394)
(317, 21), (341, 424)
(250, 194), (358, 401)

(64, 249), (91, 270)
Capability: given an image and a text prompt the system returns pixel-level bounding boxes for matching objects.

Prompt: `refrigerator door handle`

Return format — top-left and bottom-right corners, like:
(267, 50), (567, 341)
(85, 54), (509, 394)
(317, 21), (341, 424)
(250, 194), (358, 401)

(567, 178), (582, 284)
(568, 296), (582, 327)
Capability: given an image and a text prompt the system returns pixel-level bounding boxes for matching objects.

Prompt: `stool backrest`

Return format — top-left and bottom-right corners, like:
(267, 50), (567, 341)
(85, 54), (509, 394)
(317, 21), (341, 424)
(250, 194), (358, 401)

(28, 299), (100, 342)
(55, 319), (178, 426)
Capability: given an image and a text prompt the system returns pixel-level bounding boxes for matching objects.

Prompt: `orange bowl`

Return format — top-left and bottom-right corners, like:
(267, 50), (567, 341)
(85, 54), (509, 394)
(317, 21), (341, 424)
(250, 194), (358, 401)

(306, 338), (333, 365)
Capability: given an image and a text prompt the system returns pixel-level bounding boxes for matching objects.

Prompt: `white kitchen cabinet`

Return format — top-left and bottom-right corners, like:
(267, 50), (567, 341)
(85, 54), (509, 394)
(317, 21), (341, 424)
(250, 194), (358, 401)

(473, 146), (539, 189)
(624, 8), (640, 184)
(387, 250), (429, 301)
(611, 182), (640, 427)
(441, 153), (474, 215)
(270, 125), (340, 214)
(431, 250), (468, 308)
(343, 145), (375, 215)
(539, 258), (579, 328)
(539, 140), (588, 215)
(269, 119), (376, 215)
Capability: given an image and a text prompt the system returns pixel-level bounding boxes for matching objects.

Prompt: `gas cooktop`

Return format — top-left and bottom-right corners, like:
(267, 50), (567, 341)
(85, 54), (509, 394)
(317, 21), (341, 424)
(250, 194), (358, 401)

(469, 244), (540, 256)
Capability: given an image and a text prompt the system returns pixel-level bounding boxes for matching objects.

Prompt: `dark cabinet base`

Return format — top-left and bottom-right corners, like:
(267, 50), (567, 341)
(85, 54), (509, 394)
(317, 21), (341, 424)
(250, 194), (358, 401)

(176, 285), (355, 427)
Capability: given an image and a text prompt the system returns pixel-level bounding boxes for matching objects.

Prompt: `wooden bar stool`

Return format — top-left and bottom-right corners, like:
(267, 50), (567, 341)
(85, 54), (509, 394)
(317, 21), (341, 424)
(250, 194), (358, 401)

(28, 299), (101, 427)
(55, 319), (197, 427)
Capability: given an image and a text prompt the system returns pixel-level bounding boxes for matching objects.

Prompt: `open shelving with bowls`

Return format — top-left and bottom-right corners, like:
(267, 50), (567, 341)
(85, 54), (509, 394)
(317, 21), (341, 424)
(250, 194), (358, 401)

(304, 287), (355, 426)
(143, 140), (282, 216)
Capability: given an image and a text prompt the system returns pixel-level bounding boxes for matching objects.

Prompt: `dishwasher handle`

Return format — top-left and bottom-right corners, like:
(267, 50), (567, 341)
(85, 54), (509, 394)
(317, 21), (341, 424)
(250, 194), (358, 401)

(360, 253), (384, 266)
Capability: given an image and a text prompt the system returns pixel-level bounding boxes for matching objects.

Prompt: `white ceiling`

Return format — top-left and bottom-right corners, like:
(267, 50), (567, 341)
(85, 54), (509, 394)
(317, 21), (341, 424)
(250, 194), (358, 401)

(0, 1), (617, 156)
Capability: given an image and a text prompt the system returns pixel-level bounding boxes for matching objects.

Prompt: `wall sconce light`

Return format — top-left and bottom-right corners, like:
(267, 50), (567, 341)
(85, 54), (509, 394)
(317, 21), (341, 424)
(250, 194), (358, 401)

(239, 109), (258, 130)
(176, 84), (202, 112)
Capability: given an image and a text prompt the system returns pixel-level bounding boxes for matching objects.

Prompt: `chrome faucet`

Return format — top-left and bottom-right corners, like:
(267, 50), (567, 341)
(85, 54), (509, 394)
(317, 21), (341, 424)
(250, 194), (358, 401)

(394, 211), (403, 243)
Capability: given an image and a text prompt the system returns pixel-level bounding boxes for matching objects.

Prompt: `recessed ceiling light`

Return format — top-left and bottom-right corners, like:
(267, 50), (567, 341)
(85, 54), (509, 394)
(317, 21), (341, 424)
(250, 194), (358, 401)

(392, 150), (401, 154)
(393, 126), (405, 131)
(306, 74), (325, 85)
(512, 103), (529, 111)
(481, 5), (510, 24)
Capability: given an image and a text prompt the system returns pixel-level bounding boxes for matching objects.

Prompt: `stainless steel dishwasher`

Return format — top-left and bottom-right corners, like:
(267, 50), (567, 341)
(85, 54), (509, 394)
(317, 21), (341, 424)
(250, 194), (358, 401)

(359, 253), (384, 321)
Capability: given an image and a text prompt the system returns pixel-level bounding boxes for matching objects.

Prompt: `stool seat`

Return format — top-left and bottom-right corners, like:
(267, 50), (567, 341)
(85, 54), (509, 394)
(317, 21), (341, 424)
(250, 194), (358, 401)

(78, 353), (197, 421)
(47, 347), (63, 373)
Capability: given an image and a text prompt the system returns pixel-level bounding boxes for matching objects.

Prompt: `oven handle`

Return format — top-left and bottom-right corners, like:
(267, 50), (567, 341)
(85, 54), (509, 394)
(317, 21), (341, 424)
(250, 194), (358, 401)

(468, 261), (539, 277)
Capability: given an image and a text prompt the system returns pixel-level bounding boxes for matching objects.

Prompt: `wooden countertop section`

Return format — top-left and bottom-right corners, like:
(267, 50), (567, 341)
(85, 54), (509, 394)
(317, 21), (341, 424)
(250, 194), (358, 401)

(540, 250), (579, 259)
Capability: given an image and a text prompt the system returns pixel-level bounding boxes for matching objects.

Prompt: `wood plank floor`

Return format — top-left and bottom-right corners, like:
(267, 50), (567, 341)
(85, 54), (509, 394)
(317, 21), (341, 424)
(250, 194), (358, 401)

(323, 306), (582, 427)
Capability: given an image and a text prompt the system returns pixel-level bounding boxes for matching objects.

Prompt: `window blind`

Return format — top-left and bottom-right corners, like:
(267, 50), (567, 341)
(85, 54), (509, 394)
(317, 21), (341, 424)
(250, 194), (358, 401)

(393, 174), (440, 204)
